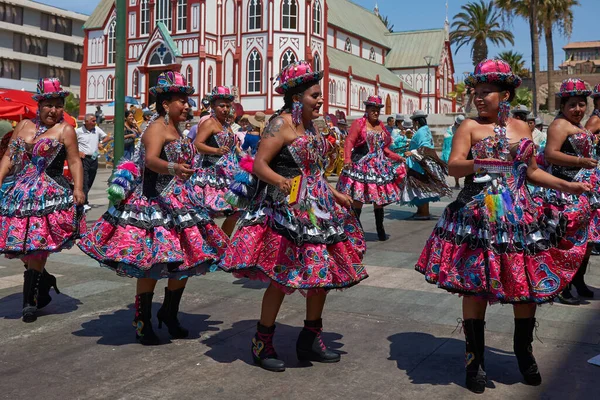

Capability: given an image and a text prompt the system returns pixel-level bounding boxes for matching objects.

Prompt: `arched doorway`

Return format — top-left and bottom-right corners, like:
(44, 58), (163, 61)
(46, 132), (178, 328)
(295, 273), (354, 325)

(385, 94), (392, 115)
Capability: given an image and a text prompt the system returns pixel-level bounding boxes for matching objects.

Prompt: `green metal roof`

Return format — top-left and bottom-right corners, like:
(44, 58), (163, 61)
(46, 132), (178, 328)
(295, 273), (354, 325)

(326, 0), (390, 49)
(385, 29), (446, 69)
(156, 22), (181, 57)
(84, 0), (113, 30)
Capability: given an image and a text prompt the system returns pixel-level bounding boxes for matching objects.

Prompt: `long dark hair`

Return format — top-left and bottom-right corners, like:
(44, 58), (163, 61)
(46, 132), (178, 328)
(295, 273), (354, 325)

(156, 93), (175, 116)
(413, 117), (428, 129)
(269, 80), (320, 122)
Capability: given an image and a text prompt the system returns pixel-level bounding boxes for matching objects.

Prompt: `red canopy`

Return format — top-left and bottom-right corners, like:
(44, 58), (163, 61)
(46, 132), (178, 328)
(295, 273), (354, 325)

(0, 89), (77, 127)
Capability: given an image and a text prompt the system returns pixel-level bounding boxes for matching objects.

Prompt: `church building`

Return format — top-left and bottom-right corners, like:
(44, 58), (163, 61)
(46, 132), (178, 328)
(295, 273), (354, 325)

(80, 0), (456, 119)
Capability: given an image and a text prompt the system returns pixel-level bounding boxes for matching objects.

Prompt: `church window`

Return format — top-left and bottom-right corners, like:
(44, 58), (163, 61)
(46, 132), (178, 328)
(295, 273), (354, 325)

(345, 38), (351, 52)
(140, 0), (150, 35)
(177, 0), (187, 31)
(312, 1), (321, 35)
(281, 49), (297, 70)
(107, 19), (116, 64)
(369, 47), (376, 61)
(282, 0), (297, 30)
(155, 0), (172, 31)
(248, 0), (262, 30)
(248, 50), (261, 93)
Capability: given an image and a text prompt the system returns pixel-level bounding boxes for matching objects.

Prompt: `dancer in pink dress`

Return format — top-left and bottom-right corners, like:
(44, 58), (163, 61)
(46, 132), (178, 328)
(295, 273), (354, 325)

(336, 95), (405, 240)
(0, 78), (85, 323)
(415, 60), (591, 393)
(78, 72), (229, 345)
(222, 61), (367, 372)
(537, 78), (598, 304)
(191, 86), (240, 236)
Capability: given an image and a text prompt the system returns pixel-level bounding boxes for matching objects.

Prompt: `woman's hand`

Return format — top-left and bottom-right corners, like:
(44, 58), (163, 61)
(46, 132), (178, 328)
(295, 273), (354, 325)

(343, 161), (352, 170)
(175, 163), (194, 180)
(333, 191), (353, 208)
(73, 188), (85, 205)
(578, 157), (597, 169)
(404, 151), (412, 157)
(217, 146), (230, 155)
(565, 181), (592, 195)
(276, 177), (292, 195)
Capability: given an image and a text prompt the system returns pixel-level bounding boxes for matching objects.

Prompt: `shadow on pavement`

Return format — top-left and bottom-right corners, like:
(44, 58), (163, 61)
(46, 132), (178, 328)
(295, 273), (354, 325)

(202, 320), (346, 369)
(0, 291), (81, 320)
(230, 278), (269, 290)
(71, 302), (222, 346)
(388, 332), (524, 390)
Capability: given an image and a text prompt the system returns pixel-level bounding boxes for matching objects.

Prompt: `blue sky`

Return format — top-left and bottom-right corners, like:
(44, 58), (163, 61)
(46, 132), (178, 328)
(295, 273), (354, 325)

(40, 0), (598, 78)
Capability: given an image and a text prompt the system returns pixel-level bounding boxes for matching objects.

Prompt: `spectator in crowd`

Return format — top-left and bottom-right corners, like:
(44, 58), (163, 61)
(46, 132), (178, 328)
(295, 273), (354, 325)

(140, 109), (153, 132)
(511, 104), (529, 122)
(124, 110), (141, 159)
(76, 114), (109, 211)
(94, 105), (104, 124)
(386, 116), (395, 134)
(182, 122), (192, 138)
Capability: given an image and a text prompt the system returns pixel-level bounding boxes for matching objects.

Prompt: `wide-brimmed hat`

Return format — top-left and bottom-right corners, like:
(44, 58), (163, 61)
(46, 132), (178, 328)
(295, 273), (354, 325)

(149, 71), (195, 96)
(402, 120), (413, 129)
(592, 83), (600, 98)
(526, 113), (536, 121)
(240, 114), (250, 122)
(410, 110), (428, 120)
(535, 117), (543, 126)
(32, 78), (71, 102)
(208, 86), (235, 102)
(465, 59), (522, 89)
(274, 61), (324, 95)
(455, 114), (465, 124)
(249, 111), (266, 132)
(395, 114), (406, 121)
(364, 95), (385, 109)
(511, 104), (529, 115)
(556, 78), (591, 98)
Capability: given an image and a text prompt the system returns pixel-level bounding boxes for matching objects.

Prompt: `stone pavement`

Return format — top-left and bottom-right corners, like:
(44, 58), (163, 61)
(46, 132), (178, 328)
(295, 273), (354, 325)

(0, 169), (599, 400)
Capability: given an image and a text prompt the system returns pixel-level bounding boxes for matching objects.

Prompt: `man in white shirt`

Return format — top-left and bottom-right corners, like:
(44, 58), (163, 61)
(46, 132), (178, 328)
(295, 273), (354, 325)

(76, 114), (108, 211)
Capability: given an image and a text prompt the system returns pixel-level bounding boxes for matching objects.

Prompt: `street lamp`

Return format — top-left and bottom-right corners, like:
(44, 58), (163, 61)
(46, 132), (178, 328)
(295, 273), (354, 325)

(424, 55), (433, 114)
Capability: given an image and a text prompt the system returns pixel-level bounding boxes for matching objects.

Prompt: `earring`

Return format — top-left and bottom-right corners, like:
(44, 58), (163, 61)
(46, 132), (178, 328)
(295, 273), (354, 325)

(498, 101), (510, 126)
(164, 112), (169, 126)
(292, 100), (303, 126)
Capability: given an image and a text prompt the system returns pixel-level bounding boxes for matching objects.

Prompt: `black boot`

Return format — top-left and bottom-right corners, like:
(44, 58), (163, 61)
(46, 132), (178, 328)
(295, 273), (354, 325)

(572, 260), (594, 298)
(252, 323), (285, 372)
(374, 208), (388, 241)
(463, 319), (487, 394)
(296, 319), (341, 363)
(557, 285), (580, 305)
(156, 287), (189, 339)
(514, 318), (542, 386)
(23, 264), (60, 310)
(22, 269), (42, 323)
(133, 292), (161, 346)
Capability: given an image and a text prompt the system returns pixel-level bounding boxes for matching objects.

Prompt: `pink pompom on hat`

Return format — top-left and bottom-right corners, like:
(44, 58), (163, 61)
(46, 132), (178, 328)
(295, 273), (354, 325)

(464, 58), (522, 88)
(207, 86), (235, 102)
(274, 60), (324, 95)
(556, 78), (591, 98)
(363, 95), (384, 109)
(149, 71), (195, 96)
(32, 78), (70, 102)
(590, 83), (600, 98)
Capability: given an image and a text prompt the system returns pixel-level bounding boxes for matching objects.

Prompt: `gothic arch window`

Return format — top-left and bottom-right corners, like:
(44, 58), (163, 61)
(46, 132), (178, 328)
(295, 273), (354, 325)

(155, 0), (172, 30)
(91, 39), (97, 64)
(132, 69), (140, 97)
(106, 75), (114, 101)
(107, 19), (116, 64)
(313, 52), (321, 72)
(207, 67), (214, 92)
(88, 76), (96, 99)
(149, 43), (174, 65)
(282, 0), (297, 30)
(97, 76), (105, 99)
(140, 0), (150, 35)
(344, 37), (351, 52)
(281, 49), (297, 70)
(186, 65), (193, 87)
(247, 49), (261, 93)
(369, 47), (376, 61)
(312, 0), (322, 35)
(329, 80), (336, 105)
(177, 0), (187, 31)
(248, 0), (262, 30)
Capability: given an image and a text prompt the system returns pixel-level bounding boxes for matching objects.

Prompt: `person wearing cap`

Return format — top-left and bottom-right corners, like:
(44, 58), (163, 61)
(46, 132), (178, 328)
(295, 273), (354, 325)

(140, 109), (153, 132)
(236, 114), (251, 143)
(337, 95), (405, 241)
(241, 112), (264, 155)
(222, 60), (366, 373)
(538, 77), (598, 305)
(76, 113), (110, 211)
(191, 86), (241, 236)
(586, 83), (600, 136)
(78, 71), (229, 346)
(511, 104), (529, 122)
(416, 60), (591, 393)
(0, 77), (86, 323)
(527, 114), (546, 149)
(442, 115), (465, 189)
(402, 110), (451, 219)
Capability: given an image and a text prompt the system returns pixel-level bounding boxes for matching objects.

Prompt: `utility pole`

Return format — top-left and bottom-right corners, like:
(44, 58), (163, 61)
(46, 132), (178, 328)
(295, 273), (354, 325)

(424, 55), (433, 114)
(529, 0), (539, 115)
(113, 0), (126, 166)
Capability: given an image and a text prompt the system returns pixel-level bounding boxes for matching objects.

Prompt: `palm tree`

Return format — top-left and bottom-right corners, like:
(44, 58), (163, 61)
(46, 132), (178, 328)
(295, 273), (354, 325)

(448, 81), (468, 109)
(495, 0), (540, 113)
(450, 1), (514, 66)
(511, 87), (534, 108)
(539, 0), (579, 110)
(378, 14), (394, 33)
(497, 51), (531, 78)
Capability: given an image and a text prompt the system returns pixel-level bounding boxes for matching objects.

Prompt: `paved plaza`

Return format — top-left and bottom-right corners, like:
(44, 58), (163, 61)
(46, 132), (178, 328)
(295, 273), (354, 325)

(0, 169), (598, 400)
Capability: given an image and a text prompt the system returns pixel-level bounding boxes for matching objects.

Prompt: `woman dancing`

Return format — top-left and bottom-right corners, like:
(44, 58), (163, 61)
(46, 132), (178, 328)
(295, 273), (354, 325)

(78, 72), (229, 345)
(222, 61), (367, 372)
(0, 78), (85, 322)
(415, 60), (591, 393)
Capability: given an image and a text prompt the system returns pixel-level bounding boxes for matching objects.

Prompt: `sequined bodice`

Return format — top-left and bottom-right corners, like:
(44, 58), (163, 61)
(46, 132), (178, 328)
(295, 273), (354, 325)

(202, 129), (235, 167)
(143, 138), (195, 198)
(471, 135), (521, 162)
(11, 137), (66, 178)
(552, 130), (593, 182)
